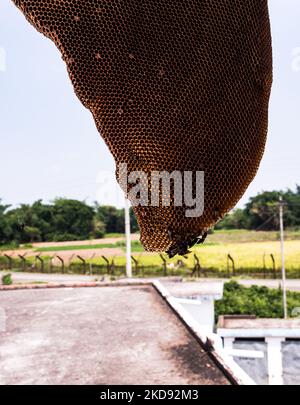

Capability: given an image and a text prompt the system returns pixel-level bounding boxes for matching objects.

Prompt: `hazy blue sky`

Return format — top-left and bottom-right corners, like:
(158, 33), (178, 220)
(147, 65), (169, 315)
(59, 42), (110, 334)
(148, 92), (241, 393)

(0, 0), (300, 209)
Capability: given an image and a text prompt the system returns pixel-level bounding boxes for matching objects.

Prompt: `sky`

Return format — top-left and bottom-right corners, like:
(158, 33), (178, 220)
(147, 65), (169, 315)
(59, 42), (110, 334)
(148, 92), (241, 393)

(0, 0), (300, 209)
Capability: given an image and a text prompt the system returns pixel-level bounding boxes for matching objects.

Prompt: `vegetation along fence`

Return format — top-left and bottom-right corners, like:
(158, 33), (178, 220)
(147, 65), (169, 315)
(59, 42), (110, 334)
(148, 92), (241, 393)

(1, 252), (300, 279)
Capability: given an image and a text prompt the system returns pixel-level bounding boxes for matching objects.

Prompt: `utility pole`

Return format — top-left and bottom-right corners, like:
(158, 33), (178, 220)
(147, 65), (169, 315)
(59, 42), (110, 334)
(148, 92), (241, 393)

(279, 196), (287, 319)
(125, 198), (132, 278)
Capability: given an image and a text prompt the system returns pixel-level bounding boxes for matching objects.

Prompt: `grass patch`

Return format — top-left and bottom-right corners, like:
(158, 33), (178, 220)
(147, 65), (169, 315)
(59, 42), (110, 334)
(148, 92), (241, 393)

(35, 240), (145, 253)
(36, 243), (118, 252)
(26, 281), (48, 285)
(209, 229), (300, 244)
(0, 242), (20, 251)
(116, 240), (145, 252)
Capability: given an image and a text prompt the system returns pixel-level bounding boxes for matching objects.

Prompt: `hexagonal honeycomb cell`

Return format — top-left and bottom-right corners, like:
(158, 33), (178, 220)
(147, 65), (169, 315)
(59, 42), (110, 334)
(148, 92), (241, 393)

(12, 0), (273, 256)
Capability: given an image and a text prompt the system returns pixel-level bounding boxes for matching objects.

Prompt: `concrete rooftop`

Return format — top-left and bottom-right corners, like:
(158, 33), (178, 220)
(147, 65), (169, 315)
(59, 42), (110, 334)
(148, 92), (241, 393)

(163, 280), (224, 299)
(0, 284), (231, 385)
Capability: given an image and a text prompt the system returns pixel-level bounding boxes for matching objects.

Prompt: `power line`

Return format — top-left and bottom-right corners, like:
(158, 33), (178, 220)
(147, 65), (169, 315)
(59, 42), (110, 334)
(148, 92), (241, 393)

(255, 213), (278, 232)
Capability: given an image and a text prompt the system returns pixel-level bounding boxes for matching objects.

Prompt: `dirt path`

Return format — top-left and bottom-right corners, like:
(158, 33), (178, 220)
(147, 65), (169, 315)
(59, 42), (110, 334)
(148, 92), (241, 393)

(32, 234), (139, 248)
(0, 235), (141, 260)
(0, 247), (124, 261)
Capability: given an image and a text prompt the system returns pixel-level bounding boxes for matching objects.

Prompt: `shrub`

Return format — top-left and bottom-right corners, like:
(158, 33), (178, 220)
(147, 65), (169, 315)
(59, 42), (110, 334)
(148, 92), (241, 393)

(2, 273), (13, 286)
(215, 280), (300, 320)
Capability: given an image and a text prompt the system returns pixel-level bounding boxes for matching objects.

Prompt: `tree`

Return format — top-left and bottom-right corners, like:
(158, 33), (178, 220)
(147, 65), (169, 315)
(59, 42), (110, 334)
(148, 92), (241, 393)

(0, 200), (11, 244)
(244, 187), (300, 230)
(52, 199), (95, 241)
(95, 204), (140, 234)
(244, 191), (280, 230)
(216, 186), (300, 231)
(95, 205), (125, 233)
(24, 226), (41, 243)
(5, 201), (54, 243)
(216, 208), (250, 230)
(5, 203), (37, 243)
(92, 218), (106, 239)
(30, 200), (54, 241)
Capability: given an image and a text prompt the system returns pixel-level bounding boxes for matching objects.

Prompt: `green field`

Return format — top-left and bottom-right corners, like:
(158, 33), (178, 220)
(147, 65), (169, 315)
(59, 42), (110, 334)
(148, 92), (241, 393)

(35, 240), (144, 253)
(2, 230), (300, 277)
(96, 239), (299, 273)
(87, 231), (300, 276)
(36, 243), (117, 252)
(33, 231), (300, 274)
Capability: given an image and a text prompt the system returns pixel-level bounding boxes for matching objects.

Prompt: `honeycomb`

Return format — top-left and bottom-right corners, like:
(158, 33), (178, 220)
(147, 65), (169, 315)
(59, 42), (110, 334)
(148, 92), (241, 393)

(12, 0), (273, 257)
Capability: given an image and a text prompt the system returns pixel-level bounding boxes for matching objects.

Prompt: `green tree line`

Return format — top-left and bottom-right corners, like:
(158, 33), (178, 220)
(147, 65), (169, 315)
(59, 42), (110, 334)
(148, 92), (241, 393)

(0, 198), (138, 245)
(1, 186), (299, 246)
(216, 186), (300, 231)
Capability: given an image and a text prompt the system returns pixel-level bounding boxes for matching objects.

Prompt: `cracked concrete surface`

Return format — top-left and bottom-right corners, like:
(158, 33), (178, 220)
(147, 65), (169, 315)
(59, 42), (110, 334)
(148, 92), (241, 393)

(0, 285), (230, 385)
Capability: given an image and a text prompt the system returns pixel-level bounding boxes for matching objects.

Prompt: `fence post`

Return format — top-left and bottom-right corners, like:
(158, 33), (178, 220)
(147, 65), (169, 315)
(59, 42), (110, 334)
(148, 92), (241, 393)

(49, 255), (56, 273)
(101, 255), (115, 275)
(159, 254), (167, 277)
(56, 255), (65, 274)
(4, 254), (13, 270)
(68, 254), (75, 270)
(77, 255), (87, 275)
(131, 256), (139, 276)
(193, 254), (201, 277)
(263, 253), (266, 279)
(88, 253), (95, 275)
(18, 254), (27, 272)
(227, 254), (235, 278)
(111, 257), (116, 275)
(270, 254), (276, 279)
(35, 255), (44, 273)
(101, 255), (109, 274)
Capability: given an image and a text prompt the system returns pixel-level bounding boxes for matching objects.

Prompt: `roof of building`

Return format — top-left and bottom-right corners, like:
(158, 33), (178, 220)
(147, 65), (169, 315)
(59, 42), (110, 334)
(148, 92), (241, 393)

(163, 280), (224, 299)
(0, 283), (232, 385)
